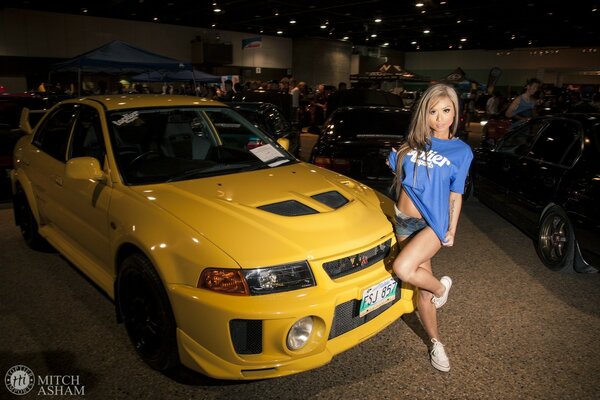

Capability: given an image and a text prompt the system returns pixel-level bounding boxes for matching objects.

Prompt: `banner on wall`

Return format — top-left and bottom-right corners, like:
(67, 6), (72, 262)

(242, 37), (262, 49)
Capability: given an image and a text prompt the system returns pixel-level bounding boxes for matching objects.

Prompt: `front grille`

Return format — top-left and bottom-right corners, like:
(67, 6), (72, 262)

(323, 239), (391, 279)
(230, 319), (262, 354)
(328, 287), (401, 340)
(258, 200), (318, 216)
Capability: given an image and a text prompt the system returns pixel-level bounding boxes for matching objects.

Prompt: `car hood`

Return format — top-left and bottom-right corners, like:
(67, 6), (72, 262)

(130, 162), (393, 267)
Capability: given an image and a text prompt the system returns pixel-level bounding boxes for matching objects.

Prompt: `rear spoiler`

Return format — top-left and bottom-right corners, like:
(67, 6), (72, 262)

(19, 107), (47, 135)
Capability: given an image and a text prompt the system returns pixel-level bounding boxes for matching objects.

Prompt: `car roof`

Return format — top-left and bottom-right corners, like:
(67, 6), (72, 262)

(59, 94), (226, 111)
(228, 102), (278, 112)
(333, 105), (409, 113)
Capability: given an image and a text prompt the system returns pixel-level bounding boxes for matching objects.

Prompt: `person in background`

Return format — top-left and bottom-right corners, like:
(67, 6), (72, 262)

(387, 83), (473, 373)
(291, 81), (307, 124)
(485, 91), (501, 117)
(218, 79), (234, 101)
(505, 78), (541, 124)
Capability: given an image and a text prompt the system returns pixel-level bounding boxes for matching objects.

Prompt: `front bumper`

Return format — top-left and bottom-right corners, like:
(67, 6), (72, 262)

(168, 237), (415, 380)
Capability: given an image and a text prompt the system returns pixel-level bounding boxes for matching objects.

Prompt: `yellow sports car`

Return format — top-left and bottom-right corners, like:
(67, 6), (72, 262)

(11, 95), (414, 380)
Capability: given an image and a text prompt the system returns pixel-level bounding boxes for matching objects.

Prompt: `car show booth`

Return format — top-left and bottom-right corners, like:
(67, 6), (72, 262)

(50, 40), (195, 94)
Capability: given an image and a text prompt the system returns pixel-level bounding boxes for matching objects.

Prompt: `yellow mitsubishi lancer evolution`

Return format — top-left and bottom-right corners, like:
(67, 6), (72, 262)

(11, 95), (414, 380)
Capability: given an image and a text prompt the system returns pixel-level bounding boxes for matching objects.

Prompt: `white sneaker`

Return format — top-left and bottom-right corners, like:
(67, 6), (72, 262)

(430, 338), (450, 372)
(431, 276), (452, 309)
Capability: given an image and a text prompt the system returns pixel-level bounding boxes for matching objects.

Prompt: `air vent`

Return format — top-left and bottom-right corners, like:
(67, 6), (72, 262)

(258, 200), (318, 216)
(311, 191), (348, 209)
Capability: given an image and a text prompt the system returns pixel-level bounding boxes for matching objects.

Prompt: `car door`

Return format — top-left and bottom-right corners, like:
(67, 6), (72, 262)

(505, 118), (581, 235)
(561, 126), (600, 267)
(28, 105), (78, 228)
(475, 120), (543, 217)
(59, 104), (113, 274)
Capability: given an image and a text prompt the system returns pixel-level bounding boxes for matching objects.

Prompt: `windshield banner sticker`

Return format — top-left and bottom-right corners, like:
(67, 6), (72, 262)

(112, 111), (140, 126)
(250, 144), (288, 166)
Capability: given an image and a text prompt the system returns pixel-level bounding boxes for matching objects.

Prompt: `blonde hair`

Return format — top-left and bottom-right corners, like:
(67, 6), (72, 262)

(392, 83), (460, 197)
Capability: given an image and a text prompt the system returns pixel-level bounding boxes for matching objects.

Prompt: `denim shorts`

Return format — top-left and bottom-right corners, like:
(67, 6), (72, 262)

(394, 205), (427, 237)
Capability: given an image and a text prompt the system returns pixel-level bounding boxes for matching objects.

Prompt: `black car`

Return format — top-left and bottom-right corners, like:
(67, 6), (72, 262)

(228, 102), (300, 156)
(472, 113), (600, 272)
(311, 105), (411, 195)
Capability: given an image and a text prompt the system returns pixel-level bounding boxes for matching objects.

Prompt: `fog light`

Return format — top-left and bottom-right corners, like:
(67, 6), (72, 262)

(287, 317), (314, 350)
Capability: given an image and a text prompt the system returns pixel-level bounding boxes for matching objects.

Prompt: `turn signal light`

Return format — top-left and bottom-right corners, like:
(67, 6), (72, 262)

(198, 268), (250, 295)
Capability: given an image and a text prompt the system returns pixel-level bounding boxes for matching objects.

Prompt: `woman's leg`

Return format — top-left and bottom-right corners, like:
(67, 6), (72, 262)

(392, 226), (444, 297)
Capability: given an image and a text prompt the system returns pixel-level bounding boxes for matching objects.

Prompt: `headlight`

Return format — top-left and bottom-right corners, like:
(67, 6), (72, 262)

(198, 261), (315, 295)
(242, 261), (315, 295)
(287, 316), (314, 350)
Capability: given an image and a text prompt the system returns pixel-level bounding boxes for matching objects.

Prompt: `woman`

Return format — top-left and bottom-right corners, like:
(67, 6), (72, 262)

(505, 78), (541, 124)
(387, 83), (473, 372)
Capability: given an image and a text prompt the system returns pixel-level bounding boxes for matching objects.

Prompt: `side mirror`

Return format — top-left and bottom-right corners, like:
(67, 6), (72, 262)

(65, 157), (105, 181)
(277, 137), (290, 151)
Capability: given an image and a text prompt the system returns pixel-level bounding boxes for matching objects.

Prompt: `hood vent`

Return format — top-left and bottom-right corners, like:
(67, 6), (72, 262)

(258, 191), (348, 216)
(311, 191), (348, 209)
(258, 200), (318, 216)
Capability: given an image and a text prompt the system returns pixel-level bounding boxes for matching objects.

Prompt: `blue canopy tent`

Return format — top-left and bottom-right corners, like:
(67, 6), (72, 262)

(50, 40), (193, 94)
(132, 69), (221, 83)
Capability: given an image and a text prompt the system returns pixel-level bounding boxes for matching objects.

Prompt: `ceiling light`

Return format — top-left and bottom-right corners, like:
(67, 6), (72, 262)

(343, 36), (350, 40)
(371, 33), (377, 37)
(320, 24), (327, 29)
(456, 20), (462, 24)
(274, 9), (279, 16)
(213, 8), (221, 13)
(153, 17), (158, 21)
(277, 30), (283, 35)
(440, 1), (447, 4)
(460, 37), (467, 42)
(423, 29), (430, 34)
(290, 19), (296, 24)
(416, 2), (424, 7)
(382, 42), (389, 47)
(374, 18), (382, 23)
(411, 41), (417, 45)
(212, 23), (217, 27)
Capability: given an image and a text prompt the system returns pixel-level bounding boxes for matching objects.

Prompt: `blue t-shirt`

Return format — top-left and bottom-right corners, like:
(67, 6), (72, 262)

(390, 137), (473, 242)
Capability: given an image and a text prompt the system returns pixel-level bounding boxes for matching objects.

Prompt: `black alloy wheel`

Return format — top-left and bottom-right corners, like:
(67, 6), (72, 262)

(117, 253), (179, 371)
(536, 206), (575, 272)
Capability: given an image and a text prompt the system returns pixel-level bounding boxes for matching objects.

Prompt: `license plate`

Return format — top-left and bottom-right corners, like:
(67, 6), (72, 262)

(359, 277), (398, 317)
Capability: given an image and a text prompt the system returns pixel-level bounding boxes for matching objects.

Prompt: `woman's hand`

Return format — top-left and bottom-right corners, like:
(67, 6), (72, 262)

(442, 230), (455, 247)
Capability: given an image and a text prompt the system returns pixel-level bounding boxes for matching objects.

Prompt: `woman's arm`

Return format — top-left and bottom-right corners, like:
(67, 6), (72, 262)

(443, 192), (463, 247)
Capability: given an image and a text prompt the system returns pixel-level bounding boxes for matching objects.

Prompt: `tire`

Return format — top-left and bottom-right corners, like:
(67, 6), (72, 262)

(14, 189), (49, 251)
(536, 206), (575, 272)
(117, 253), (180, 371)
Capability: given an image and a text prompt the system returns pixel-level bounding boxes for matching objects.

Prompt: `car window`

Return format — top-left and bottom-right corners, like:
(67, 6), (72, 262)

(527, 120), (580, 165)
(108, 107), (295, 185)
(33, 105), (77, 162)
(496, 120), (544, 156)
(69, 105), (106, 167)
(264, 107), (290, 136)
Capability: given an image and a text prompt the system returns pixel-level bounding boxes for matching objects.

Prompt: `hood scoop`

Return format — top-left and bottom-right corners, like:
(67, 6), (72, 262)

(258, 191), (348, 216)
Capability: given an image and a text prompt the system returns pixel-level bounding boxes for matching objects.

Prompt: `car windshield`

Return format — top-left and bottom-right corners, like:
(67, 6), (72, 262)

(108, 107), (295, 184)
(325, 108), (410, 139)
